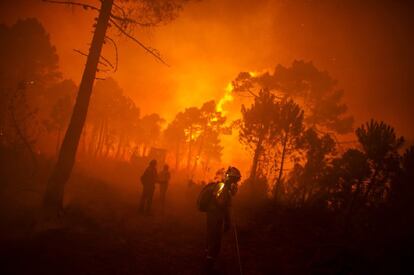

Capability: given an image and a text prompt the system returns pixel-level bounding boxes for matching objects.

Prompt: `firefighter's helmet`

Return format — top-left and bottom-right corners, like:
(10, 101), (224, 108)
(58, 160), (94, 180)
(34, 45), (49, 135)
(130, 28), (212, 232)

(225, 166), (241, 182)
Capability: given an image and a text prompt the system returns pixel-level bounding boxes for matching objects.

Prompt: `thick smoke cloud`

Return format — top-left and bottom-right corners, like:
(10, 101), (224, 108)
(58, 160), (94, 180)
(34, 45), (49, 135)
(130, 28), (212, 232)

(1, 0), (413, 141)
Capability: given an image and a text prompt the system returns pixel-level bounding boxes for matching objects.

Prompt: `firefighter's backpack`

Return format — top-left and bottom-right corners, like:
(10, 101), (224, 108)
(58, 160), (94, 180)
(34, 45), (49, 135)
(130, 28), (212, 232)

(197, 182), (217, 212)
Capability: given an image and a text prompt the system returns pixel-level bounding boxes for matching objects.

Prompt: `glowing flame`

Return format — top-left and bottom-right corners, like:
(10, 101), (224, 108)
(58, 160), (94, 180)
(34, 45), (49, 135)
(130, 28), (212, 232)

(216, 82), (234, 115)
(184, 128), (202, 142)
(210, 116), (218, 123)
(248, 71), (258, 77)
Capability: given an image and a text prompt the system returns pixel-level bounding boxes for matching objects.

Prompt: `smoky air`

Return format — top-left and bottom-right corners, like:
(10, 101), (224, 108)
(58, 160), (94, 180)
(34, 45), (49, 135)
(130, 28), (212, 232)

(0, 0), (413, 274)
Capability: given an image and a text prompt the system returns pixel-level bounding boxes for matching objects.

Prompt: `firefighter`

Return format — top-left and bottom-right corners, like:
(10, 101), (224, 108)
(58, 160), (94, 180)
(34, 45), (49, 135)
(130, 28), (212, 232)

(139, 159), (158, 215)
(203, 166), (241, 272)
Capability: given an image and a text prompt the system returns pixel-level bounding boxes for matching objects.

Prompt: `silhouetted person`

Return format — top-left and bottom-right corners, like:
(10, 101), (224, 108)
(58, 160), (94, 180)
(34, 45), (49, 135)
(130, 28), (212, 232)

(139, 159), (158, 215)
(200, 166), (241, 273)
(158, 164), (171, 213)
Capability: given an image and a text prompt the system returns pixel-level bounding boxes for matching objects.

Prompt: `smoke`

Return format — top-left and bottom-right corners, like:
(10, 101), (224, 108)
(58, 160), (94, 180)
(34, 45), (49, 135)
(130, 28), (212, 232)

(1, 0), (413, 173)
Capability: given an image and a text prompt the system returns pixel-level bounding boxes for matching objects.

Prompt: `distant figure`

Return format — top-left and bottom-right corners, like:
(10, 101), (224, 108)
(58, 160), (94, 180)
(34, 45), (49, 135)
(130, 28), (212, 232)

(139, 159), (158, 214)
(197, 166), (242, 272)
(158, 164), (171, 213)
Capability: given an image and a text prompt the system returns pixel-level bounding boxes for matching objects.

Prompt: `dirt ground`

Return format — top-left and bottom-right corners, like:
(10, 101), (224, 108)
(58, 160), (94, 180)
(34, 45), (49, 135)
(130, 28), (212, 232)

(0, 173), (256, 275)
(0, 163), (411, 275)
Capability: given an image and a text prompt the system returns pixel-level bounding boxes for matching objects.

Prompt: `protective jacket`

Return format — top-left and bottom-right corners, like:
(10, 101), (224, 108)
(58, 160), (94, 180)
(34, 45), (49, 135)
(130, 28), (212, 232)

(205, 182), (237, 261)
(141, 166), (157, 187)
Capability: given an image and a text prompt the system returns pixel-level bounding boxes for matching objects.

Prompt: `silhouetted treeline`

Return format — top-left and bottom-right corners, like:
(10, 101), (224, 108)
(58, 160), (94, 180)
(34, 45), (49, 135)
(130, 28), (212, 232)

(235, 67), (413, 216)
(2, 18), (413, 205)
(1, 15), (413, 275)
(0, 19), (226, 179)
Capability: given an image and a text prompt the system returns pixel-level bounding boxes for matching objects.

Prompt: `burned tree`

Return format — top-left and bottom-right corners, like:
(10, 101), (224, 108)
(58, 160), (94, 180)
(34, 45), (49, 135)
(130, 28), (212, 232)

(273, 99), (304, 199)
(239, 89), (280, 180)
(42, 0), (189, 217)
(0, 18), (60, 177)
(233, 61), (354, 135)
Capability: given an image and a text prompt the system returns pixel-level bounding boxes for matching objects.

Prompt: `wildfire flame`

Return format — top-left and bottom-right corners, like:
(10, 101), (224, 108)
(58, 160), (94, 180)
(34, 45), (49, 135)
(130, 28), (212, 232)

(216, 82), (234, 115)
(248, 71), (258, 77)
(184, 128), (202, 141)
(216, 71), (258, 115)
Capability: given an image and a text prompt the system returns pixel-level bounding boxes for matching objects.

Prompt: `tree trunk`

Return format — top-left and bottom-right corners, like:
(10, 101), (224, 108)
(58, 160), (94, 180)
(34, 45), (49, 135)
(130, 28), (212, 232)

(120, 143), (126, 160)
(274, 130), (289, 200)
(249, 129), (265, 180)
(115, 135), (123, 159)
(343, 180), (361, 233)
(10, 85), (38, 177)
(101, 120), (110, 158)
(187, 126), (193, 171)
(88, 124), (98, 155)
(175, 141), (180, 171)
(142, 145), (148, 157)
(361, 167), (378, 207)
(56, 127), (61, 156)
(43, 0), (113, 216)
(95, 119), (105, 157)
(192, 131), (206, 176)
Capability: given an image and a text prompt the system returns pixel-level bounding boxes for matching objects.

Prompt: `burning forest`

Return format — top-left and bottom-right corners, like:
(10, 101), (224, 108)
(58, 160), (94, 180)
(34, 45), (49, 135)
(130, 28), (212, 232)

(0, 0), (413, 274)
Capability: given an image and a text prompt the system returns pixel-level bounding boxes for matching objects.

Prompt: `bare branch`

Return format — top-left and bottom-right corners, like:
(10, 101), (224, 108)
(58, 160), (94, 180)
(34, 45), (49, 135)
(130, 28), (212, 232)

(109, 18), (169, 66)
(99, 55), (115, 70)
(110, 13), (153, 27)
(246, 89), (259, 98)
(73, 49), (114, 70)
(42, 0), (99, 12)
(234, 88), (258, 98)
(110, 2), (153, 27)
(236, 92), (258, 98)
(45, 0), (169, 67)
(105, 36), (119, 72)
(73, 48), (89, 57)
(113, 1), (125, 11)
(109, 2), (153, 27)
(111, 2), (132, 25)
(97, 67), (112, 73)
(112, 1), (126, 17)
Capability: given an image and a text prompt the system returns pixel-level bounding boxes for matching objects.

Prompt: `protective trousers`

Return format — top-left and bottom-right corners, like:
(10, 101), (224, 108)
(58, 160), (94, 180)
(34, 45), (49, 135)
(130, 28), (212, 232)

(160, 183), (168, 209)
(139, 184), (155, 214)
(206, 209), (225, 261)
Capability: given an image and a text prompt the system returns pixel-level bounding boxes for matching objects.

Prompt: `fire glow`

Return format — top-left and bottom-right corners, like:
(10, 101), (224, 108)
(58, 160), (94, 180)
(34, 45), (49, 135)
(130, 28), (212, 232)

(216, 82), (234, 115)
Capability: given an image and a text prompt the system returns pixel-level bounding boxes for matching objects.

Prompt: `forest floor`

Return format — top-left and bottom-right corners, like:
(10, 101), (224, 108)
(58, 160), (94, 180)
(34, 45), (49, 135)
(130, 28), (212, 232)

(0, 164), (410, 275)
(0, 171), (258, 275)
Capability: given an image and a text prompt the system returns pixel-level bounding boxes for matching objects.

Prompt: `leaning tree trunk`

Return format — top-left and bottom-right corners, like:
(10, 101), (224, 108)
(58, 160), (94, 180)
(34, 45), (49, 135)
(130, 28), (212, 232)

(43, 0), (114, 216)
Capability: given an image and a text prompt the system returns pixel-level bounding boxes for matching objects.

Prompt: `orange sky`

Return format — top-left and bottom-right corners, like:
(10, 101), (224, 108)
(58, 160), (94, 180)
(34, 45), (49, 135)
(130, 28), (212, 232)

(1, 0), (414, 172)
